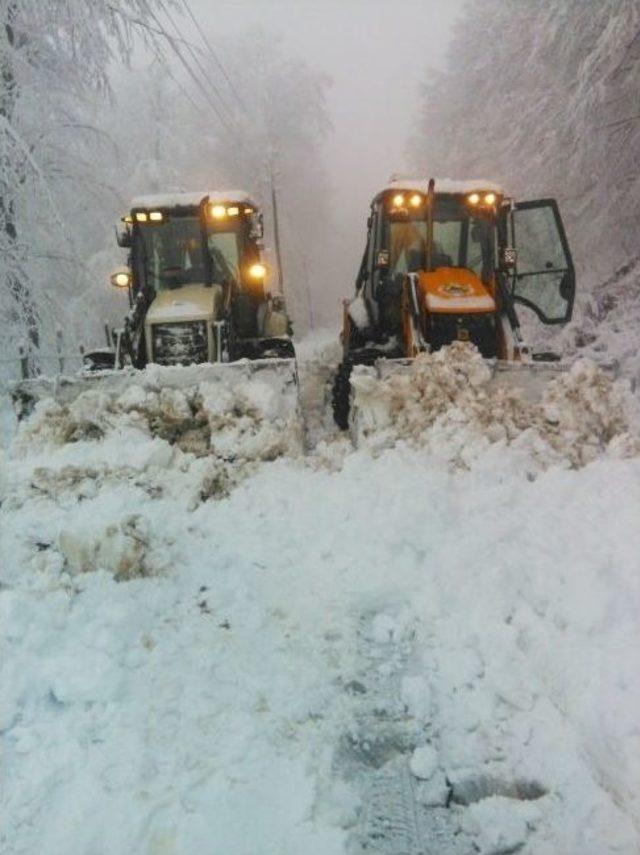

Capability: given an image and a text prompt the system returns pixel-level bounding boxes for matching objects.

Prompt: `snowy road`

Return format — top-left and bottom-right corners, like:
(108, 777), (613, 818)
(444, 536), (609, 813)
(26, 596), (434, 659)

(2, 344), (640, 854)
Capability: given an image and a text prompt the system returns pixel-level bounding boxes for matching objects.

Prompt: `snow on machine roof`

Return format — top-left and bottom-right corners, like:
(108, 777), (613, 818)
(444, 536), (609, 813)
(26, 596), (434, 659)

(130, 189), (257, 210)
(380, 175), (505, 198)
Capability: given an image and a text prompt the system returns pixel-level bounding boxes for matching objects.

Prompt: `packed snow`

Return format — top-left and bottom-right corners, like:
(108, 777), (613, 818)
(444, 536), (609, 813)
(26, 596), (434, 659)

(2, 338), (640, 854)
(130, 190), (256, 210)
(350, 341), (640, 469)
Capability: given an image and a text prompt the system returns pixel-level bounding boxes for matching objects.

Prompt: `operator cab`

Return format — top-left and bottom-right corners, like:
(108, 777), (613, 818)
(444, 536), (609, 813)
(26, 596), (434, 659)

(123, 190), (264, 298)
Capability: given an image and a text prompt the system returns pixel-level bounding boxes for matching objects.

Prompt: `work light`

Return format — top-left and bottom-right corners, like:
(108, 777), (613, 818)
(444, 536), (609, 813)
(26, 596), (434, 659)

(248, 263), (266, 280)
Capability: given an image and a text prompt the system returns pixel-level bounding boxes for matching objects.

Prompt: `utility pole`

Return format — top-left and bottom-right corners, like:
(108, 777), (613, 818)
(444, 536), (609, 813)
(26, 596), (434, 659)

(269, 168), (284, 295)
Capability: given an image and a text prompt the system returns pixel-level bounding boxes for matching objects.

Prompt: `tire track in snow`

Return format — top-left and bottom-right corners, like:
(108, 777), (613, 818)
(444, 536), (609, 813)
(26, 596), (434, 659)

(330, 606), (466, 855)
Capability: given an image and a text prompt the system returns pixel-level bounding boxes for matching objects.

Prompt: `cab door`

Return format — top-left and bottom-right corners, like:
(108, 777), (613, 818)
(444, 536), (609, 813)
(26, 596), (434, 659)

(509, 199), (575, 324)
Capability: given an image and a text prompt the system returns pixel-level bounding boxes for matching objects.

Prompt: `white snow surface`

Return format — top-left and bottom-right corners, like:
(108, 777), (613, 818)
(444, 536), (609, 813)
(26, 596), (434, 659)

(385, 175), (505, 196)
(2, 337), (640, 853)
(130, 189), (255, 210)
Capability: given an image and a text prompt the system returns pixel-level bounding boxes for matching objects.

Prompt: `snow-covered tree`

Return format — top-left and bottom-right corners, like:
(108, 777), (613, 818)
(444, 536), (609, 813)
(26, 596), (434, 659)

(410, 0), (640, 287)
(0, 0), (173, 375)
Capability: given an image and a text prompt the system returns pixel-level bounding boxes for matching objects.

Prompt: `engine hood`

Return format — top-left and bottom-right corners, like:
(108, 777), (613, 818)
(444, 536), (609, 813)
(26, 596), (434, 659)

(418, 268), (495, 315)
(146, 284), (218, 325)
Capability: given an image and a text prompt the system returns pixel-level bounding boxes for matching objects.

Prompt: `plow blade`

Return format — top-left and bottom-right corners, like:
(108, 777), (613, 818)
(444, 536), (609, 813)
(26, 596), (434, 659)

(477, 359), (568, 401)
(347, 350), (575, 445)
(11, 358), (301, 461)
(11, 358), (298, 415)
(359, 357), (569, 397)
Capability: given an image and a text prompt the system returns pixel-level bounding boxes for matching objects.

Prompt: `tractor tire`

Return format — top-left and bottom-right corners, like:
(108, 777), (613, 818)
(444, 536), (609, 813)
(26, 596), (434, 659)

(332, 357), (354, 431)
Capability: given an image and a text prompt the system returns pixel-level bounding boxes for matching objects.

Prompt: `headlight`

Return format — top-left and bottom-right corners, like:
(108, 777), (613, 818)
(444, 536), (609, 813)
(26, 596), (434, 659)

(248, 263), (267, 280)
(110, 269), (131, 289)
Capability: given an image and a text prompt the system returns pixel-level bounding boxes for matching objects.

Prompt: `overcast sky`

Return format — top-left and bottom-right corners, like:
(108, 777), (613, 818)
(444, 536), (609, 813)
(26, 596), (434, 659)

(189, 0), (463, 209)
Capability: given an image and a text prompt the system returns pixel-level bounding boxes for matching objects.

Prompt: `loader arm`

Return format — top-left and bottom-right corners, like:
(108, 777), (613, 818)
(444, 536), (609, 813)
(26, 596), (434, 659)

(121, 288), (152, 368)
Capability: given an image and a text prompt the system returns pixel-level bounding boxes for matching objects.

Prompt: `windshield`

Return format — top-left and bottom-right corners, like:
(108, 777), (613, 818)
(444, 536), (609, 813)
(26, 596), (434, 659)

(137, 216), (206, 292)
(207, 229), (240, 285)
(386, 196), (494, 282)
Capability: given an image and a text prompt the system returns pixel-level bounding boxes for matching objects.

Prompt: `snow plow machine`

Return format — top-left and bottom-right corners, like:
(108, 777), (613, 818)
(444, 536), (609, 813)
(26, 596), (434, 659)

(332, 176), (576, 432)
(12, 191), (299, 441)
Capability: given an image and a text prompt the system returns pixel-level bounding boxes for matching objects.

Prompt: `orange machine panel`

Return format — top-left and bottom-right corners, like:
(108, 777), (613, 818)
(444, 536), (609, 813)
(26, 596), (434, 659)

(418, 268), (496, 315)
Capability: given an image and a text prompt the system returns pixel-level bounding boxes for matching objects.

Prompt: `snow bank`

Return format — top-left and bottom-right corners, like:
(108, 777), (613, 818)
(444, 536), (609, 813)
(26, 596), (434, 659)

(12, 362), (302, 463)
(568, 256), (640, 385)
(350, 342), (640, 469)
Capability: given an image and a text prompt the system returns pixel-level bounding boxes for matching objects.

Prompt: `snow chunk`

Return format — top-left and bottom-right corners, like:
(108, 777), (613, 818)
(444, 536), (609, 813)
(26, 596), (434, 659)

(463, 796), (538, 855)
(47, 650), (123, 704)
(347, 294), (370, 330)
(401, 675), (432, 720)
(417, 770), (450, 807)
(409, 744), (439, 780)
(59, 515), (162, 581)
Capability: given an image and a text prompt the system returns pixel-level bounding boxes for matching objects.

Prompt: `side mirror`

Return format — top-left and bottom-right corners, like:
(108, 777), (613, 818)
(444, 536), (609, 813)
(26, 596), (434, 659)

(249, 212), (264, 240)
(110, 267), (132, 289)
(559, 271), (574, 301)
(501, 247), (517, 269)
(116, 224), (132, 248)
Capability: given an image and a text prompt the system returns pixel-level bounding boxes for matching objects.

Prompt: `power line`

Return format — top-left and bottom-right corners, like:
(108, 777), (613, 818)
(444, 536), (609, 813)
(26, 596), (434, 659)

(147, 6), (239, 143)
(158, 0), (240, 128)
(179, 0), (249, 116)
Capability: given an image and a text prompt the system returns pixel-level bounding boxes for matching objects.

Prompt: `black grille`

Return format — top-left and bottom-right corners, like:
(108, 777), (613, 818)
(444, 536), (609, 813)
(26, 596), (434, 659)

(426, 314), (498, 359)
(151, 321), (208, 365)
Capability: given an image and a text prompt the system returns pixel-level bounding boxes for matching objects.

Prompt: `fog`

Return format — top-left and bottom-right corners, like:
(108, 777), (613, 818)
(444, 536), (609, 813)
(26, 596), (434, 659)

(172, 0), (464, 315)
